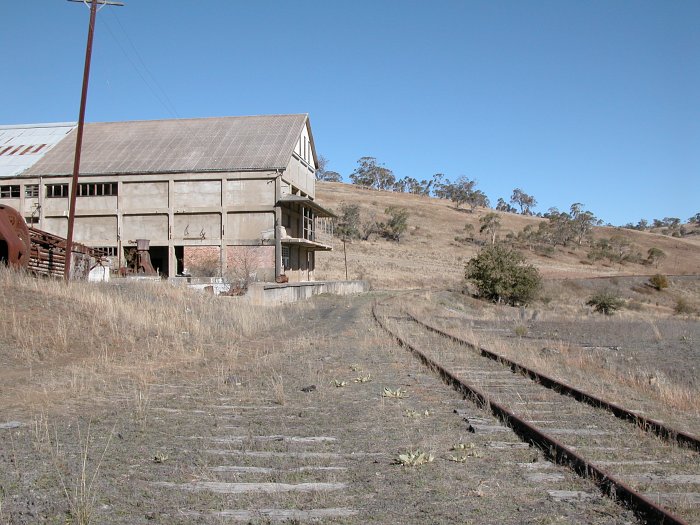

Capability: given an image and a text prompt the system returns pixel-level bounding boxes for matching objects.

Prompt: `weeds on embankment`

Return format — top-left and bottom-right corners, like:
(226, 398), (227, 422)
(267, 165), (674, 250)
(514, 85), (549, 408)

(0, 266), (295, 415)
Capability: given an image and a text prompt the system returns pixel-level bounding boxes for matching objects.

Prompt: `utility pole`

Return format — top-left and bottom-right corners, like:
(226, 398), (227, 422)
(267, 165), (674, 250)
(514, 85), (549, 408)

(64, 0), (124, 280)
(342, 238), (348, 280)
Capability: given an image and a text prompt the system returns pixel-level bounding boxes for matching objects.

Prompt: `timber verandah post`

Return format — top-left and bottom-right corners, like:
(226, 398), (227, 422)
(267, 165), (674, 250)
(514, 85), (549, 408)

(64, 0), (123, 280)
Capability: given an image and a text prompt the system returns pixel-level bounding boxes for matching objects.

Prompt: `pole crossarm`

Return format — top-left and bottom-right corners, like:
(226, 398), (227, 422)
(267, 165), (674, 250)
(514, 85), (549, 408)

(67, 0), (125, 6)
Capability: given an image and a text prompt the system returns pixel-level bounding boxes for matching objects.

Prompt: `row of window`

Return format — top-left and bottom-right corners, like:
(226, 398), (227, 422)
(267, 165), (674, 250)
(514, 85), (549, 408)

(78, 182), (118, 197)
(0, 183), (118, 199)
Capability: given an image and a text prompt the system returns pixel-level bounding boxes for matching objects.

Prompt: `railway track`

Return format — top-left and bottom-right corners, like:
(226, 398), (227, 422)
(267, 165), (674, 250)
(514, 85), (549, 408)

(373, 298), (700, 525)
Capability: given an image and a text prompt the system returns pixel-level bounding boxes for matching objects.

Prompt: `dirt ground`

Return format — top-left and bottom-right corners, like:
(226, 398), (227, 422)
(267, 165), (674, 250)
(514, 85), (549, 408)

(0, 292), (641, 524)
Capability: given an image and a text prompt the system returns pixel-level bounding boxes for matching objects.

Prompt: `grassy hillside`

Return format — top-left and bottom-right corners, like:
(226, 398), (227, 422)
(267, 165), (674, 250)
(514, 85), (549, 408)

(315, 182), (699, 289)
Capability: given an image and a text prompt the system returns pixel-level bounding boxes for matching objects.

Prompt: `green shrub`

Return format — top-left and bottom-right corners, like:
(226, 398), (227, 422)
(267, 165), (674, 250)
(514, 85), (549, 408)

(335, 203), (361, 239)
(648, 274), (669, 291)
(586, 290), (624, 315)
(465, 244), (541, 305)
(383, 206), (409, 242)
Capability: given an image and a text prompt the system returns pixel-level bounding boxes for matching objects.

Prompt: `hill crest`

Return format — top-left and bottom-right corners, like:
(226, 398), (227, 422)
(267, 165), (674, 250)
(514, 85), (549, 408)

(315, 182), (699, 289)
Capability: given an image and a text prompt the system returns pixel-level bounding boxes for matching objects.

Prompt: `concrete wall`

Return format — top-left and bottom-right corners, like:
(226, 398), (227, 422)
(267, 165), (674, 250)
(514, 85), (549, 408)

(225, 179), (275, 206)
(43, 216), (67, 237)
(226, 212), (274, 241)
(123, 213), (168, 241)
(75, 195), (118, 213)
(74, 215), (117, 243)
(121, 181), (169, 208)
(174, 213), (221, 241)
(174, 180), (220, 208)
(246, 280), (370, 305)
(284, 155), (315, 198)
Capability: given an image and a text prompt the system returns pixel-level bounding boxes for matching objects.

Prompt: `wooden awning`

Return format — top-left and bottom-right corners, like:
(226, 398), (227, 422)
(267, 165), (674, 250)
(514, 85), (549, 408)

(277, 195), (336, 218)
(281, 237), (332, 251)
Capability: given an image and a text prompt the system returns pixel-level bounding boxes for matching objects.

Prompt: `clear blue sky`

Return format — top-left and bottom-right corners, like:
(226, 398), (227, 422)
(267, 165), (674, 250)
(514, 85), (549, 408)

(2, 1), (698, 226)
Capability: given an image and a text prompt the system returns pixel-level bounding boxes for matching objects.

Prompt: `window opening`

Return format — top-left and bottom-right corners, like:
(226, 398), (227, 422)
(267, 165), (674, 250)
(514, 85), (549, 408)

(282, 245), (290, 270)
(25, 184), (39, 198)
(77, 182), (118, 197)
(0, 185), (20, 198)
(46, 184), (69, 198)
(303, 207), (314, 241)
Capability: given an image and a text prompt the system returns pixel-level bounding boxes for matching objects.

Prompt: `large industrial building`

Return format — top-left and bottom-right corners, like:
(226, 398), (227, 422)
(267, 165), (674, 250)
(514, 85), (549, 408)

(0, 114), (334, 282)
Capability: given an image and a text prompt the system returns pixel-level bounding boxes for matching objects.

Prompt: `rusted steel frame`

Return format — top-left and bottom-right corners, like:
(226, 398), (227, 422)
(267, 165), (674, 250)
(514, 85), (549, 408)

(409, 313), (700, 453)
(29, 228), (94, 255)
(26, 226), (99, 278)
(372, 304), (690, 525)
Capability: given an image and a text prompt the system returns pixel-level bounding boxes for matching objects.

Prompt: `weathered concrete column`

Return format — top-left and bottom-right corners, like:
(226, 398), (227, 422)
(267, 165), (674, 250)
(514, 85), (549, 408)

(274, 173), (282, 278)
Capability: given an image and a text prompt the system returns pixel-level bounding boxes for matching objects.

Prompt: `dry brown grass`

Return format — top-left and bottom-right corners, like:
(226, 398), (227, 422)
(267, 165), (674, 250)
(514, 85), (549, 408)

(0, 267), (297, 417)
(405, 290), (700, 434)
(315, 182), (700, 289)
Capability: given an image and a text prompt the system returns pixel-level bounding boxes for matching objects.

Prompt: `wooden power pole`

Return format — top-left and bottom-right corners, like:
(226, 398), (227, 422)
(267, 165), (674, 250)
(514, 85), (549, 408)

(64, 0), (123, 280)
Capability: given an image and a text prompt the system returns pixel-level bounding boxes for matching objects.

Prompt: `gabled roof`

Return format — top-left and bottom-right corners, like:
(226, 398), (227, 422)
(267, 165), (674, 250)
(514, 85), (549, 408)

(0, 122), (76, 178)
(22, 114), (309, 177)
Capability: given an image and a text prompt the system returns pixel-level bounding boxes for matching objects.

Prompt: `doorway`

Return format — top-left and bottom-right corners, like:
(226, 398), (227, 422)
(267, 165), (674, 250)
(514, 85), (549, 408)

(174, 246), (185, 275)
(149, 246), (169, 276)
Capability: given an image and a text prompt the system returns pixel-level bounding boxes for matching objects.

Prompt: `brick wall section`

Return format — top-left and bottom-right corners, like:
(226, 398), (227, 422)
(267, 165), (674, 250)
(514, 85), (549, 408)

(227, 245), (275, 283)
(184, 246), (220, 277)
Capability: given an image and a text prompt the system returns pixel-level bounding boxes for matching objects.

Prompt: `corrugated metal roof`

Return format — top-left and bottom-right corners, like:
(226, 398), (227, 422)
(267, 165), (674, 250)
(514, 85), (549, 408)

(278, 195), (336, 217)
(23, 114), (309, 177)
(0, 122), (76, 178)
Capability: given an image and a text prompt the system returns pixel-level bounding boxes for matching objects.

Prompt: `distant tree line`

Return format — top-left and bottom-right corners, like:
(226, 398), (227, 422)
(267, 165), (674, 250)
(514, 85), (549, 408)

(320, 156), (546, 220)
(621, 213), (699, 238)
(317, 155), (698, 236)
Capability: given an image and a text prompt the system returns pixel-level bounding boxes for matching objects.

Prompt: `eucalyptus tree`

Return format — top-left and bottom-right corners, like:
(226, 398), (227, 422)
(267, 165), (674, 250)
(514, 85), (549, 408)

(510, 188), (537, 215)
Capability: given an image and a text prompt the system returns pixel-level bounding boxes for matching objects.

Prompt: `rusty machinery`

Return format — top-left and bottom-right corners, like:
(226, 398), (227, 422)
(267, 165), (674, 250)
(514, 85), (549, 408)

(131, 239), (157, 275)
(0, 204), (103, 279)
(0, 204), (31, 269)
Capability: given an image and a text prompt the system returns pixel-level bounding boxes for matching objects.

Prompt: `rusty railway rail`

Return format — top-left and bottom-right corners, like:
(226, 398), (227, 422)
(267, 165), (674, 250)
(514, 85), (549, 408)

(372, 300), (692, 525)
(407, 312), (700, 453)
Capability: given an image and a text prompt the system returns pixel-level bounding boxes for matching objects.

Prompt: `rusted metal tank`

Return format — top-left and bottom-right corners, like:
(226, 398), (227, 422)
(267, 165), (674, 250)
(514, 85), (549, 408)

(0, 204), (30, 269)
(135, 239), (157, 275)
